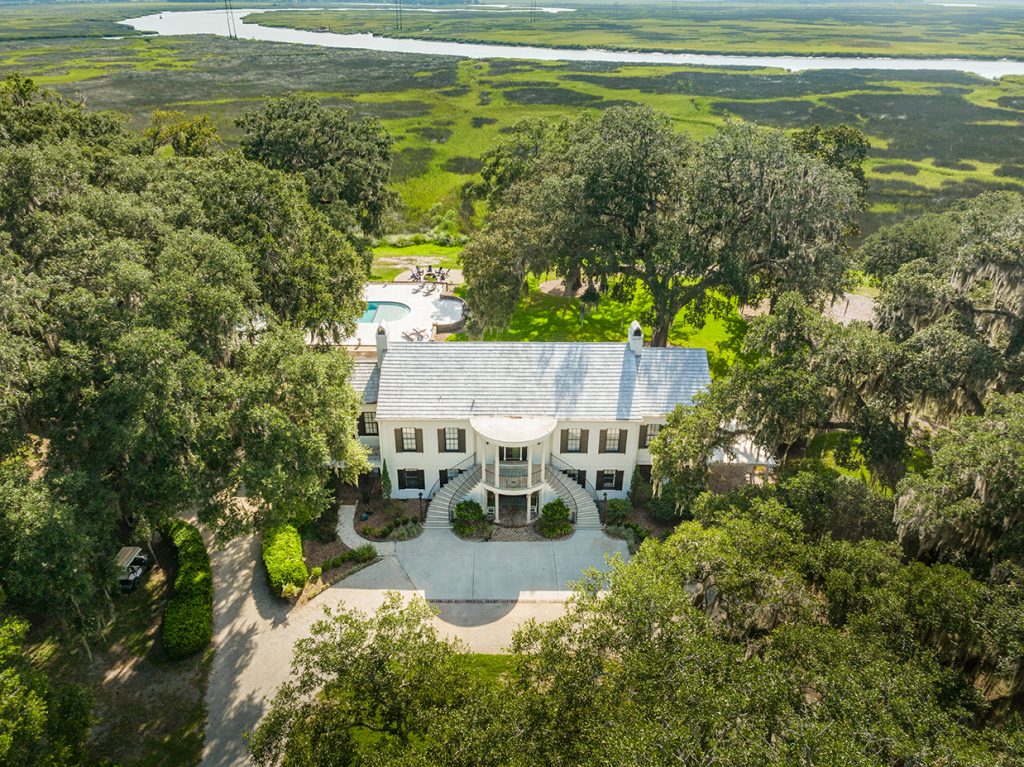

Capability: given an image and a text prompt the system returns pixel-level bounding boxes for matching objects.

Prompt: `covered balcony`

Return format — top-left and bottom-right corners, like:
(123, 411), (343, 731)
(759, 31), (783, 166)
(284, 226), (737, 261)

(470, 415), (557, 494)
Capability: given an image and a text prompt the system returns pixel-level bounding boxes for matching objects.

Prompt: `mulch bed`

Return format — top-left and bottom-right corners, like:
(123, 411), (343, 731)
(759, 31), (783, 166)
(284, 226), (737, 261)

(355, 499), (422, 541)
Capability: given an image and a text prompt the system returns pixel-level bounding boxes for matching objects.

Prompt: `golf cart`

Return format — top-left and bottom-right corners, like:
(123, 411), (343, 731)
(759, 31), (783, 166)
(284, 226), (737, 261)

(117, 546), (150, 593)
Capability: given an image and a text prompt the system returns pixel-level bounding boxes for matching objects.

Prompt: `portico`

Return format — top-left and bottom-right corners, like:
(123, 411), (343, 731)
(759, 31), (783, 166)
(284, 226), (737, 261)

(471, 415), (556, 522)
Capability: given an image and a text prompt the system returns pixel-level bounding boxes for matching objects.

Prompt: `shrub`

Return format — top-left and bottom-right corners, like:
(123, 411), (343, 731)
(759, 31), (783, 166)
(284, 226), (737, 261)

(452, 499), (486, 538)
(606, 498), (632, 526)
(299, 502), (339, 544)
(606, 521), (650, 554)
(629, 466), (652, 507)
(262, 525), (308, 598)
(360, 516), (419, 541)
(648, 494), (681, 522)
(161, 519), (213, 659)
(309, 566), (322, 582)
(537, 498), (573, 539)
(322, 544), (377, 571)
(381, 460), (392, 500)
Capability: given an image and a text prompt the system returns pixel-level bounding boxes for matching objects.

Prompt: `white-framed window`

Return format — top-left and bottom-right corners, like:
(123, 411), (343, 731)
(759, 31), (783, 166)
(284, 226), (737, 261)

(566, 428), (582, 452)
(362, 411), (378, 436)
(444, 427), (460, 452)
(401, 427), (417, 452)
(605, 428), (621, 453)
(643, 423), (661, 448)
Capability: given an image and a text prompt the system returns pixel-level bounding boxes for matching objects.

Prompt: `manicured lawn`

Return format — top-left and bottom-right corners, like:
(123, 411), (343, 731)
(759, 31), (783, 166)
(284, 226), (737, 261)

(462, 652), (517, 685)
(370, 243), (463, 281)
(450, 279), (749, 377)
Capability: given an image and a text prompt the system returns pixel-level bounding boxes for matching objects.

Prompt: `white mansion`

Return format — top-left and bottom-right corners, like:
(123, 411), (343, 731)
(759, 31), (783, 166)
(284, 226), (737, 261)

(351, 321), (727, 529)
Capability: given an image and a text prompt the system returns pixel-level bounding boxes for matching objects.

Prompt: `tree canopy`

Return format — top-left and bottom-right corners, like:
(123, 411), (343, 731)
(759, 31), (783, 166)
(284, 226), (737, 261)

(0, 76), (369, 630)
(238, 93), (397, 249)
(464, 107), (861, 345)
(252, 489), (1024, 765)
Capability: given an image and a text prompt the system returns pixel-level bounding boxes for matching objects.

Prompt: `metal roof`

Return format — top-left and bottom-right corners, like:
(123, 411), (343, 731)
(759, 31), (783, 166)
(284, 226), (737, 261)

(374, 342), (711, 421)
(351, 361), (380, 404)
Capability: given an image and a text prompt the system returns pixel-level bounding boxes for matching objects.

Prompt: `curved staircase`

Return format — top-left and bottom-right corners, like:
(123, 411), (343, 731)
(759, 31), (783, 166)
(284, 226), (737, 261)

(424, 465), (481, 529)
(546, 470), (602, 529)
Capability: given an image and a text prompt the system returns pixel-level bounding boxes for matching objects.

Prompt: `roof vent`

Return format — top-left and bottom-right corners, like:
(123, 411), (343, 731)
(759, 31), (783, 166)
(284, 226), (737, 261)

(628, 320), (643, 357)
(375, 325), (388, 365)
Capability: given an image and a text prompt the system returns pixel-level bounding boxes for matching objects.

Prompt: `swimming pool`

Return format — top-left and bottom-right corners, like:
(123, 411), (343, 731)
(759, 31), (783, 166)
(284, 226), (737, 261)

(358, 301), (412, 324)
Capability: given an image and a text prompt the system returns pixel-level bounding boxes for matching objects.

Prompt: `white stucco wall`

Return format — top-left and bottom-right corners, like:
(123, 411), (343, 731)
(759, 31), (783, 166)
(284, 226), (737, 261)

(375, 416), (669, 501)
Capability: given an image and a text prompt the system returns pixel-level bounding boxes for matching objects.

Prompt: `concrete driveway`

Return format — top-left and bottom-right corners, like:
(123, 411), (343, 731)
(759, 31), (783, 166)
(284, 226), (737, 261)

(201, 517), (628, 767)
(395, 528), (627, 600)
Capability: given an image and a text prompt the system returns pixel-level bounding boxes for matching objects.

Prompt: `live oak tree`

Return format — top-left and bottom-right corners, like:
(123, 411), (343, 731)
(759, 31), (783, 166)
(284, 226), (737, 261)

(238, 93), (397, 251)
(464, 107), (860, 345)
(252, 503), (1024, 766)
(869, 191), (1024, 413)
(248, 594), (481, 766)
(895, 393), (1024, 569)
(143, 109), (220, 157)
(0, 78), (369, 629)
(791, 123), (871, 199)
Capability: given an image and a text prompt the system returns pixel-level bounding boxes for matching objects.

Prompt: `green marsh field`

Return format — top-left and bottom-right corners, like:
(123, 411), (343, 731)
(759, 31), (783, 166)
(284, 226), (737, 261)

(4, 2), (1024, 234)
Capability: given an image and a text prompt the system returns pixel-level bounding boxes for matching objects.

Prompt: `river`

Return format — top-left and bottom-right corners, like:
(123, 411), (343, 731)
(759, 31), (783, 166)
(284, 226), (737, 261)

(122, 8), (1024, 79)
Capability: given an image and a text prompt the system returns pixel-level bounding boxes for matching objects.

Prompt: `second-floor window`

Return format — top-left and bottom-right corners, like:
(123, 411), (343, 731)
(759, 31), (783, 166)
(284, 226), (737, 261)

(642, 423), (661, 448)
(402, 427), (417, 451)
(358, 411), (378, 436)
(444, 427), (460, 452)
(604, 428), (621, 453)
(566, 428), (581, 452)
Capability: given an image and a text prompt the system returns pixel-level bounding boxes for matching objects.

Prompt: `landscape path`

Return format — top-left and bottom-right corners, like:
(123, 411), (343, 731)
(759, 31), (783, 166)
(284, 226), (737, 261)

(202, 510), (627, 767)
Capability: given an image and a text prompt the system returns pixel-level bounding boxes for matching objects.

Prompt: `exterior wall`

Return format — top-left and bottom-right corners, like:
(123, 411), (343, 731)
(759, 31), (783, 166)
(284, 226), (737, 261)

(376, 415), (649, 500)
(377, 416), (474, 499)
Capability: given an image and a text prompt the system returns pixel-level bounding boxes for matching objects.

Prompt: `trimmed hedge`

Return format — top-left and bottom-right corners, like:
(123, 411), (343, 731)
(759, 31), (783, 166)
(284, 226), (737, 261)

(452, 499), (487, 539)
(162, 519), (213, 660)
(537, 498), (573, 539)
(262, 524), (309, 598)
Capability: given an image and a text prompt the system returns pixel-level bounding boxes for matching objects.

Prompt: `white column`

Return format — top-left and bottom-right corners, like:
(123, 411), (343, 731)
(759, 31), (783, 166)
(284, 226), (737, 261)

(527, 444), (533, 487)
(541, 439), (547, 482)
(494, 441), (501, 522)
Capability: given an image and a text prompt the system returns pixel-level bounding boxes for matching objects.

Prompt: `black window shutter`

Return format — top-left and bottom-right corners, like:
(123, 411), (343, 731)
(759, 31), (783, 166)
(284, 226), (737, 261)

(639, 424), (648, 448)
(619, 430), (627, 454)
(598, 429), (607, 454)
(397, 470), (408, 490)
(577, 469), (587, 489)
(440, 469), (449, 487)
(395, 428), (404, 453)
(560, 429), (568, 452)
(614, 470), (624, 490)
(357, 413), (366, 436)
(458, 429), (466, 453)
(414, 470), (425, 489)
(414, 429), (423, 452)
(437, 428), (445, 452)
(580, 430), (589, 453)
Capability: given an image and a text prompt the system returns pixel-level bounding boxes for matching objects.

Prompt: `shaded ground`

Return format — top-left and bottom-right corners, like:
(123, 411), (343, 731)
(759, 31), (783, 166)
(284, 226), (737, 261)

(30, 541), (209, 767)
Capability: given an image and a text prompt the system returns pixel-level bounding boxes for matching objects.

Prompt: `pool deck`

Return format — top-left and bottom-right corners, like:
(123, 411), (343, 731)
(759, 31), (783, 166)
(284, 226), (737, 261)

(344, 282), (464, 348)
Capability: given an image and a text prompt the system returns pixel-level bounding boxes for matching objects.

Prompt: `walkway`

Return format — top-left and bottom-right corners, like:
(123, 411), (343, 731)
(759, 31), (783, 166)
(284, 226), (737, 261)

(202, 509), (627, 767)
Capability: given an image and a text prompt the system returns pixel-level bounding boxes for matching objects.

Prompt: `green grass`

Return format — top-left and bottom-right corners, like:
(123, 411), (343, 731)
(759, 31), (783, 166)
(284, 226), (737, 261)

(251, 4), (1024, 61)
(5, 3), (1024, 233)
(451, 277), (749, 378)
(461, 652), (516, 685)
(29, 562), (210, 767)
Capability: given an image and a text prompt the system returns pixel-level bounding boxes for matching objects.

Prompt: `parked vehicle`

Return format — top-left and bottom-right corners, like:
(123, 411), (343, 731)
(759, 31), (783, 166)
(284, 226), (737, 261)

(117, 546), (150, 593)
